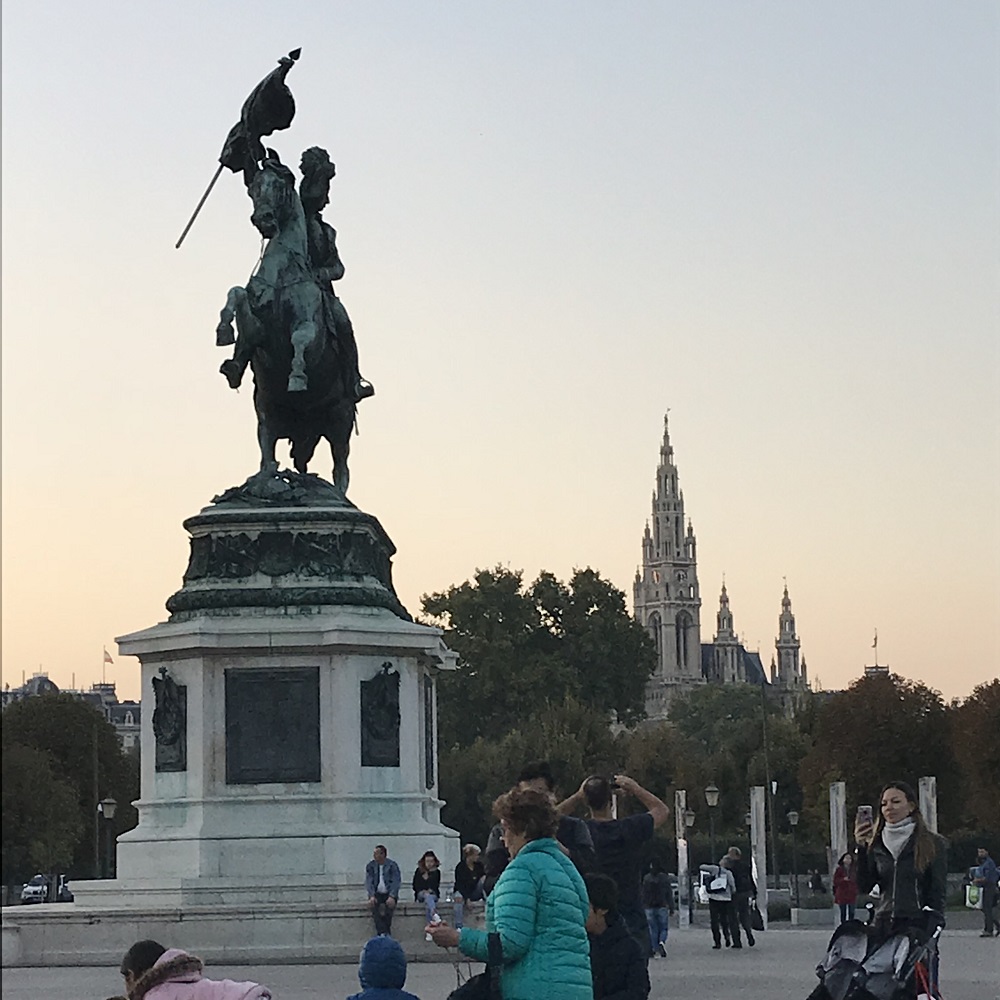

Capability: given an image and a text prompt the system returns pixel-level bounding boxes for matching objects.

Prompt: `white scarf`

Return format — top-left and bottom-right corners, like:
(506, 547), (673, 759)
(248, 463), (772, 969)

(881, 817), (916, 859)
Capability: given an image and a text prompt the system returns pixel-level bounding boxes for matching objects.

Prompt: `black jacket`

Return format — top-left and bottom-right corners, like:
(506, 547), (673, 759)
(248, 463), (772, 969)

(412, 866), (441, 900)
(483, 815), (596, 894)
(855, 830), (948, 930)
(589, 914), (650, 1000)
(727, 858), (756, 895)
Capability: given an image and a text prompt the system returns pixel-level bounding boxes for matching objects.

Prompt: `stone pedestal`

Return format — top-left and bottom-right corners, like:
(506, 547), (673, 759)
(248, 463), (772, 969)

(74, 472), (459, 911)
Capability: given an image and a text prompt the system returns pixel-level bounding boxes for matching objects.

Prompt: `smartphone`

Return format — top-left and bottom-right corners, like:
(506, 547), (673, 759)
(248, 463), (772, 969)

(856, 804), (874, 828)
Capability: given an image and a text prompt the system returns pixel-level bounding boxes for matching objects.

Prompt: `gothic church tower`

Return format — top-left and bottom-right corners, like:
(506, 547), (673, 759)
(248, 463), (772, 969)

(770, 584), (808, 716)
(634, 414), (702, 719)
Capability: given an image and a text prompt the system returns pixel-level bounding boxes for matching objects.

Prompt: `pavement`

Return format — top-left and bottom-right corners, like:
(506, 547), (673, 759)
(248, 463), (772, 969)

(2, 927), (996, 1000)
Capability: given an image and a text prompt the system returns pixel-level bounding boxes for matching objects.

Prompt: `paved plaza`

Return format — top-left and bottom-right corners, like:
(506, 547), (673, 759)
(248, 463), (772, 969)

(3, 928), (996, 1000)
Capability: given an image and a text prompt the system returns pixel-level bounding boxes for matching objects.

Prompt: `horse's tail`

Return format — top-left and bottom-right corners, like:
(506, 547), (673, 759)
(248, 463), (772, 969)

(291, 433), (321, 473)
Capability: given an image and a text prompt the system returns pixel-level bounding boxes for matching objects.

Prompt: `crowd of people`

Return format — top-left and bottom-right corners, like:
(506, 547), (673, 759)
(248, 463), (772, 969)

(423, 763), (669, 1000)
(102, 770), (996, 1000)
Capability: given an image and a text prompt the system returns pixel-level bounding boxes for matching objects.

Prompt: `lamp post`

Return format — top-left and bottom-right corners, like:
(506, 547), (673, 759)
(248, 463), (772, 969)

(705, 783), (720, 863)
(684, 809), (696, 925)
(97, 798), (117, 879)
(787, 810), (800, 923)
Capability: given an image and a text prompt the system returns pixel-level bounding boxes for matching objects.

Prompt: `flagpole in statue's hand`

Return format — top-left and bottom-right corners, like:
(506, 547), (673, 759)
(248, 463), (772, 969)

(175, 48), (301, 249)
(175, 165), (225, 249)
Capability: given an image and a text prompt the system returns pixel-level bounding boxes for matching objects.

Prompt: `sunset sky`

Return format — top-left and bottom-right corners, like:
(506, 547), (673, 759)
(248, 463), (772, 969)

(2, 2), (997, 704)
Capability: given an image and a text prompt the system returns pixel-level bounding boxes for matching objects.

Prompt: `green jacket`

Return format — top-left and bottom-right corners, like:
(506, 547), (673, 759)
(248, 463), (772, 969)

(459, 837), (593, 1000)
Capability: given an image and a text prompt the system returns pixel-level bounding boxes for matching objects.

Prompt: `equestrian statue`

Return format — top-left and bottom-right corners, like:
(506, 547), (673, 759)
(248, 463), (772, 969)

(176, 50), (372, 493)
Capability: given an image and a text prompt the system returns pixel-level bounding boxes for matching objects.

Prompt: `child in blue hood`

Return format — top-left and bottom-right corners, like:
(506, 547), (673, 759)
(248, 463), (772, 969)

(346, 936), (421, 1000)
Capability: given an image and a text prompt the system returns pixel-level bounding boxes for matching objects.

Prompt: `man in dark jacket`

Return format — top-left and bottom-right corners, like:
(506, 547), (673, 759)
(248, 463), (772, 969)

(725, 846), (757, 947)
(586, 873), (650, 1000)
(483, 761), (596, 894)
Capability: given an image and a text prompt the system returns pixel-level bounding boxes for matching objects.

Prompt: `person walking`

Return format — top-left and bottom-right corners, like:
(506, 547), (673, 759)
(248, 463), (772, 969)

(724, 847), (756, 947)
(412, 850), (442, 925)
(973, 846), (1000, 937)
(365, 845), (402, 937)
(833, 852), (859, 924)
(702, 860), (738, 949)
(640, 862), (674, 958)
(426, 787), (593, 1000)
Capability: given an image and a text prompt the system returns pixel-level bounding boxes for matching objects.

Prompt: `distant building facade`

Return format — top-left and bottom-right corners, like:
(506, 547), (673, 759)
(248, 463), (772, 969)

(634, 415), (810, 720)
(2, 673), (140, 752)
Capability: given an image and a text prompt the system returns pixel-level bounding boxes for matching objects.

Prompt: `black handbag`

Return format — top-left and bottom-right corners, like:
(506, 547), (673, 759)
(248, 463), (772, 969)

(750, 901), (765, 932)
(447, 932), (502, 1000)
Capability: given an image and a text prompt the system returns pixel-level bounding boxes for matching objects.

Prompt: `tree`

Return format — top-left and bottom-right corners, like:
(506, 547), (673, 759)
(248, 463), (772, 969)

(798, 674), (962, 833)
(1, 694), (139, 878)
(439, 698), (620, 846)
(949, 679), (1000, 831)
(423, 566), (655, 748)
(1, 743), (82, 884)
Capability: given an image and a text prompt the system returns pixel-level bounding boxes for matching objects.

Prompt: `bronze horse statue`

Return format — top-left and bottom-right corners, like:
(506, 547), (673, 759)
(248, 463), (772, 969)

(216, 156), (356, 492)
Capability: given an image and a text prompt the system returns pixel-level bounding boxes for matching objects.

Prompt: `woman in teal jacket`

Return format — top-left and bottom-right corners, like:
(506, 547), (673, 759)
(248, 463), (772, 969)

(427, 787), (593, 1000)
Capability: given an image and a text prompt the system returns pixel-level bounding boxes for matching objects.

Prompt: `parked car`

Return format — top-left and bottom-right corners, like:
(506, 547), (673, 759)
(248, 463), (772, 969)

(20, 874), (49, 903)
(55, 875), (73, 902)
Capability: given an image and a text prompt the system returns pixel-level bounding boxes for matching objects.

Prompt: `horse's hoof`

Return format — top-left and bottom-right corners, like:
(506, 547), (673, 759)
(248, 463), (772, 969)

(216, 324), (235, 347)
(287, 374), (308, 392)
(219, 360), (243, 389)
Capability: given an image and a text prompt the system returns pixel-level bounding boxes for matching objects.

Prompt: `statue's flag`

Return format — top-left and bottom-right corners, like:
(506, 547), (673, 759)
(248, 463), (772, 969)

(176, 48), (301, 249)
(220, 48), (301, 175)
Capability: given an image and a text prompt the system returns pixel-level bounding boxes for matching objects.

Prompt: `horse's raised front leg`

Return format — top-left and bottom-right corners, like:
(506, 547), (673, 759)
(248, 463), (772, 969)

(219, 288), (259, 390)
(288, 318), (318, 392)
(216, 287), (240, 346)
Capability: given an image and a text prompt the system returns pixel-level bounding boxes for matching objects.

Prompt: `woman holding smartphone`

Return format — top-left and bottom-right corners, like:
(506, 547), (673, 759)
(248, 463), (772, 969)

(854, 781), (947, 934)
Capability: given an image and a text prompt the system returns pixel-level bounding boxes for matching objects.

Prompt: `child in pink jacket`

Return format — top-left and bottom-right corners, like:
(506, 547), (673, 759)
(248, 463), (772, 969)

(108, 940), (271, 1000)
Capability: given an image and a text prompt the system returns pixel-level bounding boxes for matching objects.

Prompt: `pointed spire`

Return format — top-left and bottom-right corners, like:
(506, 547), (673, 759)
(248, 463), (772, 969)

(660, 411), (674, 461)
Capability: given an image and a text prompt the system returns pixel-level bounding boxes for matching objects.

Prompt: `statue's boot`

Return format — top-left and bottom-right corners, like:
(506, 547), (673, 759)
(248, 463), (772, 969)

(220, 359), (244, 389)
(288, 373), (308, 392)
(355, 379), (375, 401)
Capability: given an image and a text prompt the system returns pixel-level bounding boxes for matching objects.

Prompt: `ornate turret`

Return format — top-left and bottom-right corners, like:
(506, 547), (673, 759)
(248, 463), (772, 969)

(711, 581), (742, 683)
(772, 583), (808, 716)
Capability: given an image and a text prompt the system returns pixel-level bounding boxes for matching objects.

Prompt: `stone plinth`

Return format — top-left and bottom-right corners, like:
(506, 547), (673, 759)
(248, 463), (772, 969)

(73, 472), (459, 913)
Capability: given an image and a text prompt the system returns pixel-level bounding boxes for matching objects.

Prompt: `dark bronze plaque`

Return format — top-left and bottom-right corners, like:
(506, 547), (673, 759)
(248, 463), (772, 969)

(225, 667), (320, 784)
(360, 663), (400, 767)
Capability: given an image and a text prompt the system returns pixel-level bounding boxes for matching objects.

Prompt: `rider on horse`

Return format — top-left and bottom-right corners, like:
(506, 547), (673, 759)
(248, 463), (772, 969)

(219, 146), (374, 402)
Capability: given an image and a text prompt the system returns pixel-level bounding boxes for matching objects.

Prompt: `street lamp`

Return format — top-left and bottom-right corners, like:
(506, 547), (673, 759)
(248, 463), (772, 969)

(98, 798), (118, 879)
(787, 810), (800, 912)
(705, 783), (720, 863)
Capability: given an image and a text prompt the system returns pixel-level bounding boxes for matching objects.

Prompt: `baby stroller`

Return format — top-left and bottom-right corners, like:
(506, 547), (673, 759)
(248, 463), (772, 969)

(806, 909), (944, 1000)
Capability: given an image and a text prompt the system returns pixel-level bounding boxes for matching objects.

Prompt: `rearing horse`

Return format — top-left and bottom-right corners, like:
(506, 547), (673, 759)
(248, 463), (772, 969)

(216, 157), (356, 492)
